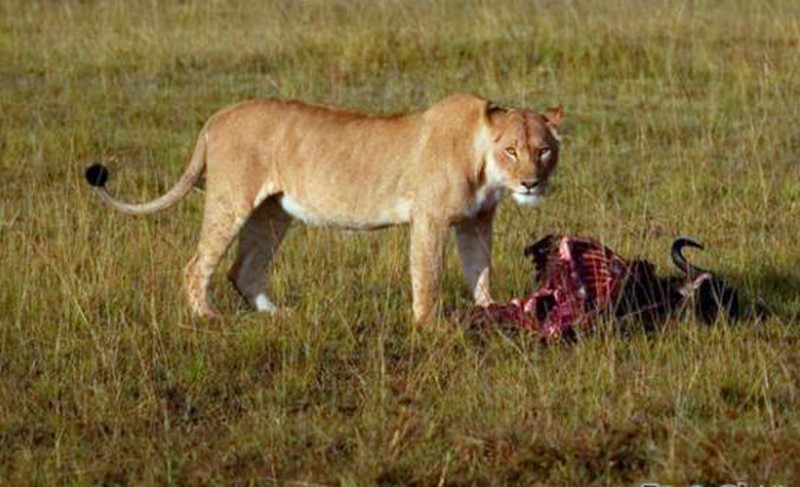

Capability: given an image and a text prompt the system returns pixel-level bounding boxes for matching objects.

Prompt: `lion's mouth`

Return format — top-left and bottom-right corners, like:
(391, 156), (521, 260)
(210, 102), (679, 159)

(511, 189), (542, 207)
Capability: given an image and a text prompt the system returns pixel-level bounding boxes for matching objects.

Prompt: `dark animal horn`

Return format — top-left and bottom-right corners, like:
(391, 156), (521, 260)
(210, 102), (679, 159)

(671, 237), (706, 276)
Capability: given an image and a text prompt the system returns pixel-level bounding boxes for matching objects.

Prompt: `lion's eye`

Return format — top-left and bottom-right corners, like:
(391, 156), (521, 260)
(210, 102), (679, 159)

(505, 147), (518, 159)
(538, 148), (552, 160)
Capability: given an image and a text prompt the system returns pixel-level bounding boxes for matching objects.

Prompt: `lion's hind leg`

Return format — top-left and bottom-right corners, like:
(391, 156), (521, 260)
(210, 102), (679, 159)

(228, 196), (293, 313)
(184, 197), (250, 319)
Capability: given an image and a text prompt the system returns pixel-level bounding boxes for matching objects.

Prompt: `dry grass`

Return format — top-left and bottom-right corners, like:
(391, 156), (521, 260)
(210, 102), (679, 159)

(2, 0), (800, 484)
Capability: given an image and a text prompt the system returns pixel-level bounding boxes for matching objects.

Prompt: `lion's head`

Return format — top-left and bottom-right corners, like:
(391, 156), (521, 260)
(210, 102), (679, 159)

(485, 104), (562, 206)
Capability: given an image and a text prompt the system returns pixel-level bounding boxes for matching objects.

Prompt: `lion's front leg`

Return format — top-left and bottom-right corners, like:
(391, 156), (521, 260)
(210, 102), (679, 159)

(455, 211), (494, 307)
(410, 215), (450, 323)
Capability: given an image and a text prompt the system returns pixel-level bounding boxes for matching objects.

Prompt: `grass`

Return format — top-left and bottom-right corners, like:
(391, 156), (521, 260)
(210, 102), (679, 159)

(2, 0), (800, 484)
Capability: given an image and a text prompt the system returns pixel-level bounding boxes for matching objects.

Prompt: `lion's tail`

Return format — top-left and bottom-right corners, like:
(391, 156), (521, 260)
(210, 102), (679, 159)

(84, 130), (208, 216)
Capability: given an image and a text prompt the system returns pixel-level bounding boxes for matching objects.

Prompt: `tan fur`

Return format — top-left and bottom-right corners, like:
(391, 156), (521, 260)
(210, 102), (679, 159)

(88, 93), (563, 322)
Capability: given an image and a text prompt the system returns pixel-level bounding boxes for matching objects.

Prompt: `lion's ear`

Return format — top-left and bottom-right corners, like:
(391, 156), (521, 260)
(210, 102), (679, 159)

(486, 101), (508, 122)
(544, 105), (563, 131)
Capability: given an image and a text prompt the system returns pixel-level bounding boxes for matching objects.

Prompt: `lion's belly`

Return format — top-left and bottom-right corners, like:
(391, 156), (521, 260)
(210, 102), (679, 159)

(279, 194), (412, 230)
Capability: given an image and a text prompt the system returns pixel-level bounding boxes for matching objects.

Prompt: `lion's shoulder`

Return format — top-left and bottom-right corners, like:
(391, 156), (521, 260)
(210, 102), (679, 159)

(428, 92), (488, 112)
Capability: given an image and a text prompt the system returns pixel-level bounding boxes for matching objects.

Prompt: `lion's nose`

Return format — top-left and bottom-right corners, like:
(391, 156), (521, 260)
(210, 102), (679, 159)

(520, 180), (539, 190)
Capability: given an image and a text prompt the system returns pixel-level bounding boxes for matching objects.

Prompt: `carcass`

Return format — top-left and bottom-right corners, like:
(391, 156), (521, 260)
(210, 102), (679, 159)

(472, 234), (766, 340)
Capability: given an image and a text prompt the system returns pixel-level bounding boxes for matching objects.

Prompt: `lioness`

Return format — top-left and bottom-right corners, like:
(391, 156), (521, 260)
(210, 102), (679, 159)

(85, 93), (562, 322)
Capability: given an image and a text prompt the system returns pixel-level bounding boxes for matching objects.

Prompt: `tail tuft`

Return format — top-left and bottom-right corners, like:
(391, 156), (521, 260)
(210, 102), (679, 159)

(85, 163), (110, 187)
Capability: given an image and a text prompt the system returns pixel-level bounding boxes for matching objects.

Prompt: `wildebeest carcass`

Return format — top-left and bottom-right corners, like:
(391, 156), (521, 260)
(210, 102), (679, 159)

(471, 234), (766, 340)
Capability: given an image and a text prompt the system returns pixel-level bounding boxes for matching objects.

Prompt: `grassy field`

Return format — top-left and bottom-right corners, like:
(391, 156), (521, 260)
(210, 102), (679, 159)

(2, 0), (800, 484)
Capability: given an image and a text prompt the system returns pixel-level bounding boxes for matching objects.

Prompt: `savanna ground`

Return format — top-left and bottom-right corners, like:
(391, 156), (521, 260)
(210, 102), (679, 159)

(1, 0), (800, 485)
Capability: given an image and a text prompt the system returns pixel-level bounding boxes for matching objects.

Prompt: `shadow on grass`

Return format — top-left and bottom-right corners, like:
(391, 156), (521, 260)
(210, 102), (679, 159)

(725, 267), (800, 322)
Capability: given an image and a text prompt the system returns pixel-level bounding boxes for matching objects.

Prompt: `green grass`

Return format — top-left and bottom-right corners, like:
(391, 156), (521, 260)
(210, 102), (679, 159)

(2, 0), (800, 484)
